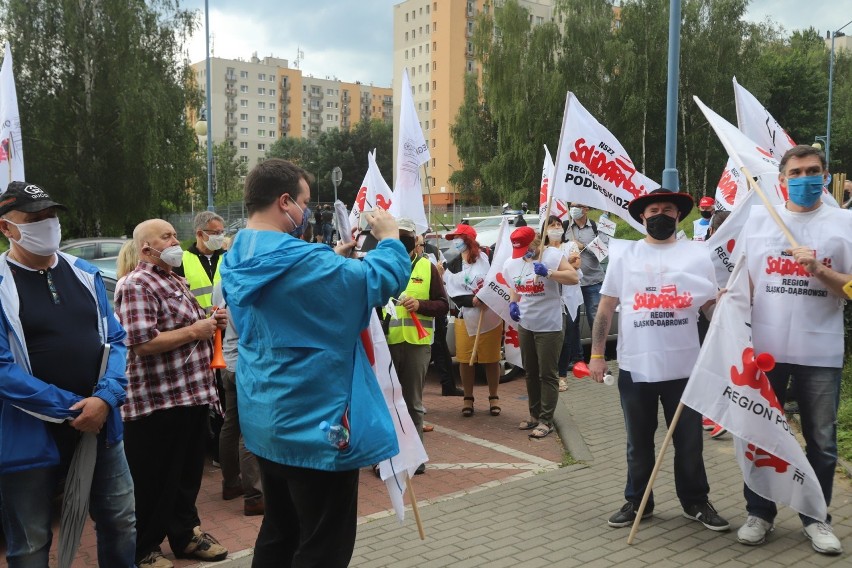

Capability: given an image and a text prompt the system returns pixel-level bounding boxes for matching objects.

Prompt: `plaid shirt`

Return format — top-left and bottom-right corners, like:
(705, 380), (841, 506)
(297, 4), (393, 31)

(115, 261), (219, 420)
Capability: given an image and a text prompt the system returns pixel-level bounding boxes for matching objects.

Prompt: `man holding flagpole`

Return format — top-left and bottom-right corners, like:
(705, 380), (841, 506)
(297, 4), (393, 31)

(735, 145), (852, 555)
(588, 188), (730, 532)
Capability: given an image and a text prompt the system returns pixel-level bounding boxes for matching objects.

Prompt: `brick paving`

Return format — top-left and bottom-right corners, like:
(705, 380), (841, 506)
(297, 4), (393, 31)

(6, 363), (851, 567)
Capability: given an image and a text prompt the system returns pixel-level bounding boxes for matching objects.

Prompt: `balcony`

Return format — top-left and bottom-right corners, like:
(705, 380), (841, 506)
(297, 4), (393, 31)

(225, 115), (237, 126)
(342, 106), (350, 117)
(281, 77), (290, 90)
(383, 97), (392, 107)
(283, 120), (290, 131)
(309, 114), (323, 126)
(225, 129), (236, 141)
(309, 90), (323, 100)
(225, 102), (236, 113)
(225, 87), (237, 97)
(342, 92), (351, 103)
(225, 72), (237, 83)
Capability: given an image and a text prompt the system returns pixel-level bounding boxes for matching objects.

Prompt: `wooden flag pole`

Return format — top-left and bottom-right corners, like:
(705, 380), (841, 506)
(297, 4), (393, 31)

(405, 474), (426, 540)
(468, 310), (485, 366)
(627, 401), (685, 545)
(739, 165), (799, 249)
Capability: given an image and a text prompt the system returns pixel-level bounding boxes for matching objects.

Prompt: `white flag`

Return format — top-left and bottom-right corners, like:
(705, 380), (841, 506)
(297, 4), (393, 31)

(681, 257), (827, 521)
(732, 78), (838, 207)
(476, 217), (513, 324)
(550, 92), (657, 233)
(713, 158), (749, 212)
(391, 69), (430, 233)
(366, 313), (429, 522)
(0, 43), (25, 192)
(537, 145), (569, 227)
(349, 150), (393, 231)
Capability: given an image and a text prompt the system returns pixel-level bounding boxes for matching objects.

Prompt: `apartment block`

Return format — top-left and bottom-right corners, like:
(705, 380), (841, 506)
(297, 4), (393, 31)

(192, 54), (393, 168)
(392, 0), (555, 207)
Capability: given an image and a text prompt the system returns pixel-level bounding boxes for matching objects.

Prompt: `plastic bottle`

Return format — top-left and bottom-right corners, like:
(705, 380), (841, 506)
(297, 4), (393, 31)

(319, 421), (350, 450)
(603, 373), (615, 386)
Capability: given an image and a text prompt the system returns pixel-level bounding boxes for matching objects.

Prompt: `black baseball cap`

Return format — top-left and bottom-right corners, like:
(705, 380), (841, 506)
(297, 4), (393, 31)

(0, 182), (67, 216)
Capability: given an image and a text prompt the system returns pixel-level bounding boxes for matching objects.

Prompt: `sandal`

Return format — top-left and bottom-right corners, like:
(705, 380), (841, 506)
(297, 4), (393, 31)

(518, 418), (539, 430)
(558, 377), (569, 392)
(529, 423), (553, 439)
(462, 396), (474, 417)
(488, 395), (501, 416)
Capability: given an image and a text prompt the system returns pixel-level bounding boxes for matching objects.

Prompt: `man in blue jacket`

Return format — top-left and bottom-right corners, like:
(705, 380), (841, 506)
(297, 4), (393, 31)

(221, 158), (409, 568)
(0, 182), (135, 566)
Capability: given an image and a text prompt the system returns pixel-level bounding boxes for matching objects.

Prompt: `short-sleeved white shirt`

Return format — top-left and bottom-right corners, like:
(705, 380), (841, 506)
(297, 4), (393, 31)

(601, 239), (717, 382)
(743, 203), (852, 368)
(502, 246), (564, 332)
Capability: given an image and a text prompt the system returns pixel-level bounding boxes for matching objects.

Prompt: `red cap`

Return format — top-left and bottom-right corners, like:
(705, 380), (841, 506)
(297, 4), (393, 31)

(510, 226), (536, 258)
(698, 196), (715, 208)
(445, 223), (477, 240)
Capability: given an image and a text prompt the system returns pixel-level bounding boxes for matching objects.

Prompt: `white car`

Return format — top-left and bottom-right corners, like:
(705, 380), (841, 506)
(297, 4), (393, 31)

(458, 214), (541, 249)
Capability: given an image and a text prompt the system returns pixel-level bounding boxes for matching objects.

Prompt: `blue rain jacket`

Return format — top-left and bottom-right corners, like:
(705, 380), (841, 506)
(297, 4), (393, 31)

(0, 252), (128, 474)
(221, 230), (409, 471)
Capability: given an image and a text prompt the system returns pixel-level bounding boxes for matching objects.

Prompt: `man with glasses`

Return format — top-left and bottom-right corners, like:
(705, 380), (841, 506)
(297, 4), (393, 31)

(174, 211), (226, 313)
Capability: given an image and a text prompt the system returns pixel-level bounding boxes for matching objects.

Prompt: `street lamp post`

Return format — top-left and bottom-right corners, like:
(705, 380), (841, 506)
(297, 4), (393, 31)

(200, 0), (214, 211)
(662, 0), (682, 191)
(826, 20), (852, 167)
(447, 163), (457, 224)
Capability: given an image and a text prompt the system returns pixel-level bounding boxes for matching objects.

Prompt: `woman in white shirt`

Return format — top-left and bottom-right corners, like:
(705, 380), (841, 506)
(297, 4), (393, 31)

(443, 224), (504, 417)
(502, 226), (579, 439)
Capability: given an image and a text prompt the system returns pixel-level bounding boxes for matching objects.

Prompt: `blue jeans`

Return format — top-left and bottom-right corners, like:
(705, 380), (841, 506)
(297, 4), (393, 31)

(558, 311), (583, 376)
(0, 439), (136, 567)
(744, 363), (841, 525)
(618, 370), (709, 510)
(581, 282), (602, 327)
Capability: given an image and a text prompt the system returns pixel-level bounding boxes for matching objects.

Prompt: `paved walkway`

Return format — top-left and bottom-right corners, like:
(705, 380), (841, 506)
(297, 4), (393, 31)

(13, 365), (851, 567)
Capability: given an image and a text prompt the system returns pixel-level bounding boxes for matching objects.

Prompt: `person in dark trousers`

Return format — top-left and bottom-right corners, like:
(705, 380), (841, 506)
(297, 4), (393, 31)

(422, 236), (463, 396)
(321, 204), (335, 245)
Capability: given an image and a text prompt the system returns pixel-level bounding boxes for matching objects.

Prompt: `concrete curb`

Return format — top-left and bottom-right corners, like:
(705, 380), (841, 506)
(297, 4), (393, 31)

(553, 394), (594, 462)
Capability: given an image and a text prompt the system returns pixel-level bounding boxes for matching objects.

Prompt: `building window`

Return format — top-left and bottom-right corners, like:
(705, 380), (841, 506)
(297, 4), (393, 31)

(433, 61), (436, 70)
(426, 82), (430, 92)
(327, 114), (333, 120)
(432, 119), (436, 128)
(269, 103), (276, 110)
(405, 50), (408, 60)
(269, 131), (276, 139)
(405, 32), (408, 41)
(432, 139), (436, 148)
(269, 75), (276, 82)
(258, 73), (266, 81)
(258, 101), (266, 109)
(269, 116), (276, 124)
(240, 113), (248, 121)
(240, 85), (248, 93)
(240, 70), (248, 78)
(405, 13), (408, 22)
(425, 102), (429, 110)
(326, 101), (333, 108)
(258, 143), (266, 151)
(258, 116), (266, 123)
(426, 44), (430, 53)
(426, 4), (430, 13)
(240, 127), (248, 135)
(433, 100), (436, 110)
(239, 142), (248, 149)
(240, 156), (248, 163)
(269, 89), (276, 96)
(258, 87), (266, 95)
(258, 130), (265, 137)
(240, 100), (248, 107)
(432, 80), (436, 90)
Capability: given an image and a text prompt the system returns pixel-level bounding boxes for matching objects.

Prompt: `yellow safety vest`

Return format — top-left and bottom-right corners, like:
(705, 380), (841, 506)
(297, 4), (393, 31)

(182, 250), (222, 311)
(387, 257), (434, 346)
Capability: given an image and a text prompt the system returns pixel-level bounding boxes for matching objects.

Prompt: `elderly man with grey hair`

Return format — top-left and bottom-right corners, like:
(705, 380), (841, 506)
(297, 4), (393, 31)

(173, 211), (226, 312)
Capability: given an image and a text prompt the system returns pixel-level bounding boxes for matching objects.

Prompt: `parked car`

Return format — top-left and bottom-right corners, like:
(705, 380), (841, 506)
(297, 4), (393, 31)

(460, 214), (541, 249)
(59, 237), (126, 260)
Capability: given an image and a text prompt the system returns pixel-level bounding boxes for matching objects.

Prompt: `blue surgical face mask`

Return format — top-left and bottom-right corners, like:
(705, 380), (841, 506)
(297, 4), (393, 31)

(523, 249), (534, 259)
(452, 237), (466, 252)
(786, 175), (824, 208)
(286, 202), (311, 238)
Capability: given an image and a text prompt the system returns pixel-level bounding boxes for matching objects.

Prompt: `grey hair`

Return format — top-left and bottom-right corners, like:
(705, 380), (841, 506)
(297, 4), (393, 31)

(193, 210), (225, 231)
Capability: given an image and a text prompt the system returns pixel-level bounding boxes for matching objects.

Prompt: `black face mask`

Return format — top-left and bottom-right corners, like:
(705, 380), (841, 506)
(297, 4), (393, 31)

(700, 210), (713, 219)
(400, 235), (417, 253)
(645, 213), (678, 240)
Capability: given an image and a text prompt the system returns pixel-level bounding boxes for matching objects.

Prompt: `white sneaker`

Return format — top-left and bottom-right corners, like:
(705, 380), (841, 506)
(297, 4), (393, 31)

(803, 522), (842, 555)
(737, 515), (774, 545)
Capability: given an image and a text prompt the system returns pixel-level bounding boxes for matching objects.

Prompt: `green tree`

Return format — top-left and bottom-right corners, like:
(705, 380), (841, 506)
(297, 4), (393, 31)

(203, 141), (247, 207)
(0, 0), (200, 237)
(451, 72), (497, 204)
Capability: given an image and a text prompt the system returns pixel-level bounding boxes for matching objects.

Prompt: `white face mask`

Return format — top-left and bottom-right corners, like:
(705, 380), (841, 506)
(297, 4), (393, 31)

(452, 237), (466, 252)
(205, 233), (225, 251)
(547, 230), (563, 244)
(148, 244), (184, 267)
(570, 207), (584, 220)
(6, 217), (62, 256)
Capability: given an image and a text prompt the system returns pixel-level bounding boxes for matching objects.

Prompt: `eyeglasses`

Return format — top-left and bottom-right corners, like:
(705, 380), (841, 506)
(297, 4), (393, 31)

(45, 269), (60, 305)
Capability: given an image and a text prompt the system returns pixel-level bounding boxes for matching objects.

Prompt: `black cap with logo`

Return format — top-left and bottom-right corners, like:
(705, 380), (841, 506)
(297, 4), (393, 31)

(0, 182), (67, 216)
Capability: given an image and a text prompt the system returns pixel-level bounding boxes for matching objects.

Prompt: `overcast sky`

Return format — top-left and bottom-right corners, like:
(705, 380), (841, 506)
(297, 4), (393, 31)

(183, 1), (852, 86)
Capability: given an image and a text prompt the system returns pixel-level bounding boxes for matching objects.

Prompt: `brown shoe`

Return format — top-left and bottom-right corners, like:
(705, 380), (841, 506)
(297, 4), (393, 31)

(175, 526), (228, 561)
(244, 498), (265, 516)
(137, 549), (174, 568)
(222, 484), (244, 501)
